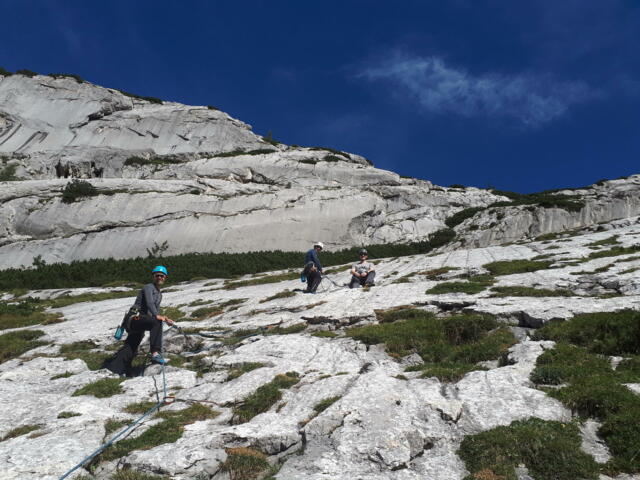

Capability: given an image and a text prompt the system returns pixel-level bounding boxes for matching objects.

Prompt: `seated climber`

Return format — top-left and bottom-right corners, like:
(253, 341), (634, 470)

(302, 242), (324, 293)
(349, 249), (376, 288)
(105, 265), (174, 376)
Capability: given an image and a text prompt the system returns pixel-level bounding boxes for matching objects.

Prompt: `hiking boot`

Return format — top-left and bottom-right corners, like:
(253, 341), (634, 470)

(150, 354), (169, 365)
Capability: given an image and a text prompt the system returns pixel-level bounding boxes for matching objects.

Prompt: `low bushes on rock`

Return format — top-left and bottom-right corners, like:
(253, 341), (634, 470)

(458, 418), (599, 480)
(0, 330), (47, 363)
(233, 372), (299, 423)
(61, 179), (98, 203)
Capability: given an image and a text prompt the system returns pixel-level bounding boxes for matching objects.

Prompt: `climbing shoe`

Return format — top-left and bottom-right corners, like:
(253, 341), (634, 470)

(150, 354), (169, 365)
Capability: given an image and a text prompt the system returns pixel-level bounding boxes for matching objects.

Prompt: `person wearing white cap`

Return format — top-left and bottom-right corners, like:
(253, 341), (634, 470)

(302, 242), (324, 293)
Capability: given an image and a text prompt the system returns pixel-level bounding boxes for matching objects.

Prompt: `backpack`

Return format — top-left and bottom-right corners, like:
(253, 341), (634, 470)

(114, 306), (140, 340)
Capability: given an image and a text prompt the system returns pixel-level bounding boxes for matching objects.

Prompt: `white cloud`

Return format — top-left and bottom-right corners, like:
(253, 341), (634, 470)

(358, 55), (598, 126)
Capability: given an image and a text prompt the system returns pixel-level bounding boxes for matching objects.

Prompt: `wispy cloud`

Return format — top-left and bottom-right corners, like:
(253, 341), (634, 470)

(358, 55), (598, 126)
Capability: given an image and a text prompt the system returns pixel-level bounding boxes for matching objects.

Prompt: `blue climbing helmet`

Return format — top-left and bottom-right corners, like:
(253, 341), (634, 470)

(152, 265), (168, 276)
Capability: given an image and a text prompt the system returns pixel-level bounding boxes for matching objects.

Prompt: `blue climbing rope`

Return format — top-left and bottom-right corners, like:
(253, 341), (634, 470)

(58, 351), (168, 479)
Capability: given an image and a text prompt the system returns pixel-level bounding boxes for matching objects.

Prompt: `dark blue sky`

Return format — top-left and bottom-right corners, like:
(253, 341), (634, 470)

(2, 0), (639, 192)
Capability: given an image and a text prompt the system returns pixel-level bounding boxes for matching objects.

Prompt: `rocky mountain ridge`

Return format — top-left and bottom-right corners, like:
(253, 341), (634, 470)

(1, 72), (639, 269)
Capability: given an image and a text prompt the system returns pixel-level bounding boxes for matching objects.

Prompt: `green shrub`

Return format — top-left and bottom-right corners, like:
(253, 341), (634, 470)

(102, 403), (218, 461)
(532, 310), (640, 355)
(61, 179), (98, 203)
(347, 312), (514, 380)
(123, 155), (182, 167)
(16, 69), (37, 77)
(49, 73), (83, 83)
(530, 343), (612, 385)
(445, 207), (485, 228)
(233, 373), (299, 423)
(483, 259), (554, 276)
(0, 330), (46, 363)
(313, 396), (341, 413)
(221, 447), (270, 480)
(458, 418), (599, 480)
(0, 66), (13, 76)
(0, 229), (456, 290)
(0, 163), (18, 181)
(72, 377), (125, 398)
(0, 297), (62, 330)
(267, 323), (306, 335)
(118, 90), (163, 104)
(489, 189), (585, 212)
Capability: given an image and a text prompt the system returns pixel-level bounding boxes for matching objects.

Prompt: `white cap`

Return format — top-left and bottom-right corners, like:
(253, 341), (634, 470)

(314, 242), (324, 249)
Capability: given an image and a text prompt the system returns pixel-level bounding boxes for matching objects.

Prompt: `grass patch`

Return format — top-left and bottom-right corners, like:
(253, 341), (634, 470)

(312, 331), (338, 338)
(224, 272), (299, 290)
(73, 377), (125, 398)
(490, 286), (574, 297)
(161, 306), (186, 320)
(227, 362), (266, 381)
(0, 330), (47, 363)
(531, 310), (640, 474)
(587, 235), (620, 247)
(532, 310), (640, 356)
(587, 245), (640, 260)
(102, 403), (218, 461)
(458, 418), (599, 480)
(409, 362), (484, 382)
(51, 371), (74, 380)
(221, 447), (271, 480)
(57, 411), (81, 419)
(260, 289), (297, 303)
(347, 311), (515, 381)
(483, 259), (554, 276)
(1, 424), (41, 442)
(110, 471), (170, 480)
(122, 401), (157, 414)
(233, 372), (299, 423)
(59, 340), (111, 370)
(313, 396), (341, 413)
(189, 298), (246, 321)
(0, 297), (63, 329)
(268, 323), (306, 335)
(43, 290), (134, 309)
(426, 280), (489, 295)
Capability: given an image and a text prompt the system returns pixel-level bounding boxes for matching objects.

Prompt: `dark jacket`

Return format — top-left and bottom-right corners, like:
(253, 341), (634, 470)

(133, 283), (162, 320)
(304, 248), (323, 272)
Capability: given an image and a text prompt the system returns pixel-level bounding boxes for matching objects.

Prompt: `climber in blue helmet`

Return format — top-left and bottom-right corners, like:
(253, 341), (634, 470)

(105, 265), (175, 376)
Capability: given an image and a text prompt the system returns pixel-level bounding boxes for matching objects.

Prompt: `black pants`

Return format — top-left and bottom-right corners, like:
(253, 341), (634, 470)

(349, 271), (376, 288)
(104, 314), (163, 375)
(306, 270), (323, 293)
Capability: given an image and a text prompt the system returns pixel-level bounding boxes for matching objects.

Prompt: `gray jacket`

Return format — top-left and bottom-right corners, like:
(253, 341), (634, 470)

(133, 283), (162, 320)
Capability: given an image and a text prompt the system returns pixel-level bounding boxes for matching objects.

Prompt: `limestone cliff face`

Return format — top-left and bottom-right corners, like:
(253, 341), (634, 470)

(1, 73), (639, 269)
